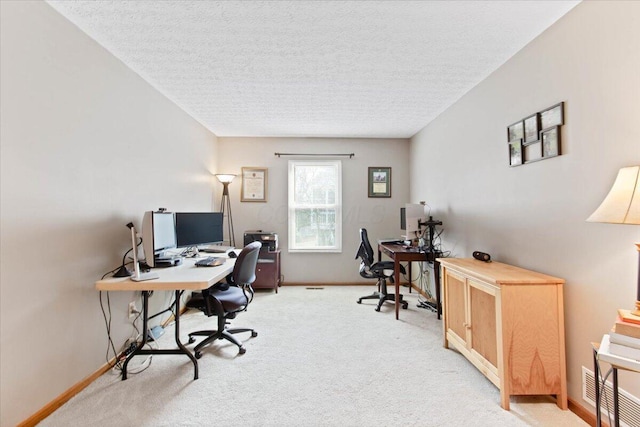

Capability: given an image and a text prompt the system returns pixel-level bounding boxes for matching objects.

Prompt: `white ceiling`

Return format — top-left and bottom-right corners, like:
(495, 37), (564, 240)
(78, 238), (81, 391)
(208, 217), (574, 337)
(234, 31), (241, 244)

(46, 0), (580, 139)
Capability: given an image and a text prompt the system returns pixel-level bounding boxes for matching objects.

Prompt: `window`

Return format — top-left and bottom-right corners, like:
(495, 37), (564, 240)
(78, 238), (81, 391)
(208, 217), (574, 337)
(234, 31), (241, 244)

(288, 160), (342, 252)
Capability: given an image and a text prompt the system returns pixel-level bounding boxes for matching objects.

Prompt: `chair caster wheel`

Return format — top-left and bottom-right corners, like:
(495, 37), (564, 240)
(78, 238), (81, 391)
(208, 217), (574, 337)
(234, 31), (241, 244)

(195, 351), (202, 359)
(239, 347), (246, 355)
(357, 300), (362, 304)
(375, 307), (381, 312)
(251, 331), (258, 337)
(402, 303), (408, 309)
(188, 336), (195, 344)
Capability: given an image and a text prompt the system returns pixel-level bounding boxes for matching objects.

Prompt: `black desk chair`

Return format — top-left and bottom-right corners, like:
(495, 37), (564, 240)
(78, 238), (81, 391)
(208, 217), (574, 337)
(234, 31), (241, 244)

(186, 241), (261, 358)
(355, 228), (408, 312)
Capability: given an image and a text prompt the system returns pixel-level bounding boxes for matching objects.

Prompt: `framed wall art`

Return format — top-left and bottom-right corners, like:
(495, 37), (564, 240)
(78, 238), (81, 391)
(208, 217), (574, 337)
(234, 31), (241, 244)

(368, 167), (391, 198)
(541, 126), (561, 158)
(540, 102), (564, 129)
(509, 140), (523, 167)
(523, 113), (540, 144)
(507, 120), (524, 142)
(506, 101), (565, 166)
(241, 167), (267, 202)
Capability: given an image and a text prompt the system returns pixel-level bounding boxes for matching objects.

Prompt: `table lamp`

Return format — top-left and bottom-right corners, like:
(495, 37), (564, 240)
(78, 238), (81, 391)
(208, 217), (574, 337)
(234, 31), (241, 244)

(215, 174), (236, 247)
(587, 165), (640, 315)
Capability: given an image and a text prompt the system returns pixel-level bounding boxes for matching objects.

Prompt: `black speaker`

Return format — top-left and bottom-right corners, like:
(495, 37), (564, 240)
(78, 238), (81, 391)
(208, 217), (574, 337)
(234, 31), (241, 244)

(472, 251), (491, 262)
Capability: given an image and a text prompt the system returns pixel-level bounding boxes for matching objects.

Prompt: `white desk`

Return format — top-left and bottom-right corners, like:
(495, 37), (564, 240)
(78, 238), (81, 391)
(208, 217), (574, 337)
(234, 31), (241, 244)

(96, 256), (235, 380)
(594, 335), (640, 427)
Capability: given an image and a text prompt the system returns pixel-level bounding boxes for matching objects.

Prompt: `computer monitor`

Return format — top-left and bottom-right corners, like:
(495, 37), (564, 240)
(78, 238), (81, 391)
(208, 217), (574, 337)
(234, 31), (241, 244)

(175, 212), (224, 248)
(401, 203), (425, 235)
(141, 210), (177, 267)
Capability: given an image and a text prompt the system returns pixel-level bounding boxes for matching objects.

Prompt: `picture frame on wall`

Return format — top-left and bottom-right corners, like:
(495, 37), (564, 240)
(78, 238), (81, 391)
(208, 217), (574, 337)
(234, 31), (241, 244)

(241, 167), (267, 202)
(540, 102), (564, 129)
(523, 113), (540, 144)
(509, 140), (523, 166)
(541, 126), (561, 158)
(507, 120), (524, 142)
(368, 167), (391, 198)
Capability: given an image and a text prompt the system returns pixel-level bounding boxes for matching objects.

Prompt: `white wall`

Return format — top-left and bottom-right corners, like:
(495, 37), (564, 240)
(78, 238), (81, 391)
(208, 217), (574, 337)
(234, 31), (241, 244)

(410, 0), (640, 410)
(0, 2), (220, 425)
(218, 137), (410, 283)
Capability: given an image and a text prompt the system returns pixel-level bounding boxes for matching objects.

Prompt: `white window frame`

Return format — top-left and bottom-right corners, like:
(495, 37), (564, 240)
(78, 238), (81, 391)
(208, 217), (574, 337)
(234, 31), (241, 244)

(288, 160), (342, 253)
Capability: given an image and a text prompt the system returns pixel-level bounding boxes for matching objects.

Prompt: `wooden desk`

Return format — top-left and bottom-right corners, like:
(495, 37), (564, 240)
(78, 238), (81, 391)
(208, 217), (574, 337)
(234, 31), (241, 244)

(377, 243), (442, 320)
(593, 336), (640, 427)
(95, 256), (234, 380)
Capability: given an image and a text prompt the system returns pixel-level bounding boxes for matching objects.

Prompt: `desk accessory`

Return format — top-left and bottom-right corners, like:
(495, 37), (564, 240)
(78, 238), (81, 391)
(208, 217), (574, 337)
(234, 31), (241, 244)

(587, 165), (640, 316)
(127, 222), (158, 282)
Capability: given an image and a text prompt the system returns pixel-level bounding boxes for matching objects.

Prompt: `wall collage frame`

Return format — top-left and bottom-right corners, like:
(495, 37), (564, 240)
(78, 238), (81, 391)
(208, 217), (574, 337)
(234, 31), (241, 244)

(507, 102), (564, 167)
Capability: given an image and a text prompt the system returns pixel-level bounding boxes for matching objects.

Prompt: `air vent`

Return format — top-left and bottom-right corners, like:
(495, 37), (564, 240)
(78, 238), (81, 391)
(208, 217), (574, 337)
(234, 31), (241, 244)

(582, 366), (640, 427)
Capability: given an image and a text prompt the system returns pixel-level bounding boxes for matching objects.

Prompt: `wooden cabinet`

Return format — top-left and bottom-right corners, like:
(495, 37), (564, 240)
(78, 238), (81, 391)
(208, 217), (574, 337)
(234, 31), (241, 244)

(253, 250), (280, 292)
(439, 258), (567, 410)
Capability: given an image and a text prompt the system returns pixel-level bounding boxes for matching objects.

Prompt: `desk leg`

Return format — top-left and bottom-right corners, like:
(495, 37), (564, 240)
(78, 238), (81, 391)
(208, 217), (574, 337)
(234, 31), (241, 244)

(122, 291), (151, 380)
(174, 290), (198, 380)
(613, 367), (619, 427)
(593, 348), (601, 427)
(408, 261), (412, 293)
(395, 257), (401, 320)
(434, 259), (441, 320)
(121, 290), (199, 381)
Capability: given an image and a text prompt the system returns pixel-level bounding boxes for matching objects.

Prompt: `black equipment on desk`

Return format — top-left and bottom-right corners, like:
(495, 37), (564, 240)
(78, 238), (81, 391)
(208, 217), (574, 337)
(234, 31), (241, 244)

(243, 230), (278, 252)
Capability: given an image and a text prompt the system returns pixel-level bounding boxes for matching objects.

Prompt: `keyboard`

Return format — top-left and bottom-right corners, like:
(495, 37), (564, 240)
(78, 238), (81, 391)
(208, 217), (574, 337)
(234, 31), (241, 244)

(195, 257), (226, 267)
(378, 239), (403, 245)
(200, 246), (234, 253)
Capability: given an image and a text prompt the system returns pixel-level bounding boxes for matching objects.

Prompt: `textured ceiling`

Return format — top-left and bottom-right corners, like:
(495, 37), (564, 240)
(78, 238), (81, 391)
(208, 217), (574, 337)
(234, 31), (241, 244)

(46, 0), (580, 138)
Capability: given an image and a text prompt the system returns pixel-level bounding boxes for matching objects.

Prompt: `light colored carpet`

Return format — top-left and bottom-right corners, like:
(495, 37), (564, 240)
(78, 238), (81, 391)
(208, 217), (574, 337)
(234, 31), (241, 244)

(39, 286), (588, 426)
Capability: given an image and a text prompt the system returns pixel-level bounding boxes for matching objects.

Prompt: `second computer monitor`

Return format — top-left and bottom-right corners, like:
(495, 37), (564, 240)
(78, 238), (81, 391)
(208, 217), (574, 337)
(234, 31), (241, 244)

(175, 212), (224, 248)
(401, 203), (425, 235)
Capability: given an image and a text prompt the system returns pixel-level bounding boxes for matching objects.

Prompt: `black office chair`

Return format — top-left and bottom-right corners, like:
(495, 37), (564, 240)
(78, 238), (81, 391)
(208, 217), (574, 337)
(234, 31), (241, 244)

(186, 241), (261, 358)
(356, 228), (408, 312)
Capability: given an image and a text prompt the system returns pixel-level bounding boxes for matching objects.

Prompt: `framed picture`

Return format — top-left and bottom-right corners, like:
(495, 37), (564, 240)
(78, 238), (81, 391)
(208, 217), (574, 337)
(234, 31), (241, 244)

(509, 140), (523, 167)
(507, 120), (524, 142)
(541, 126), (561, 158)
(241, 167), (267, 202)
(368, 167), (391, 198)
(523, 113), (540, 144)
(540, 102), (564, 129)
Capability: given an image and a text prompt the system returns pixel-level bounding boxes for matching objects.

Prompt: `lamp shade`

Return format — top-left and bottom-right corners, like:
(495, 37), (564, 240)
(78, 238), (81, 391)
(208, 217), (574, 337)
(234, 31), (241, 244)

(587, 166), (640, 225)
(215, 174), (236, 184)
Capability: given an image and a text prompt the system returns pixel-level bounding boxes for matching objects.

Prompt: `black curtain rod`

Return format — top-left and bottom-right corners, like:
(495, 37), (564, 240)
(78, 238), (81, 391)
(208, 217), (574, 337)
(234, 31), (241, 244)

(274, 152), (355, 158)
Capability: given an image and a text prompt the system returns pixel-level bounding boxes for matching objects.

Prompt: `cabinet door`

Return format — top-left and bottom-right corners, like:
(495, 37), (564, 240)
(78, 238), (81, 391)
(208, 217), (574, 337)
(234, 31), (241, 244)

(253, 251), (281, 290)
(444, 269), (467, 344)
(254, 253), (277, 289)
(468, 279), (498, 371)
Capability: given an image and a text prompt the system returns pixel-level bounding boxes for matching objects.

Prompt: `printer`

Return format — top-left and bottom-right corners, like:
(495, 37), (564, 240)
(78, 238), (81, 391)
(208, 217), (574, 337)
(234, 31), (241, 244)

(243, 230), (278, 252)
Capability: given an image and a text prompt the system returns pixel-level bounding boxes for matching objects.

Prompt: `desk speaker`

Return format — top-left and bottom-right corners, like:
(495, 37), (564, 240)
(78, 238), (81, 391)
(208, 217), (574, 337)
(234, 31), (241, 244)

(472, 251), (491, 262)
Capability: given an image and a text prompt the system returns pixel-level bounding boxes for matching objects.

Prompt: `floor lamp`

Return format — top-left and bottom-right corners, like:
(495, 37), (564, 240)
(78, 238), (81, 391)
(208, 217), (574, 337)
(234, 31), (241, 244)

(216, 174), (236, 247)
(587, 165), (640, 316)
